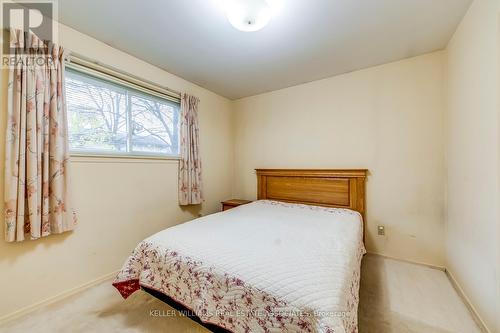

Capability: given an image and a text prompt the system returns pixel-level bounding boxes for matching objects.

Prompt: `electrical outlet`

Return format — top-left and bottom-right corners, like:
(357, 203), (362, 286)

(377, 225), (385, 236)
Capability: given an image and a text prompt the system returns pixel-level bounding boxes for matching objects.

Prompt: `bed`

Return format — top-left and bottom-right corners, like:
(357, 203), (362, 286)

(113, 169), (367, 333)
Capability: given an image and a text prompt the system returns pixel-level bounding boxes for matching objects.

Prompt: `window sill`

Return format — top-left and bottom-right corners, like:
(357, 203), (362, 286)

(70, 153), (181, 164)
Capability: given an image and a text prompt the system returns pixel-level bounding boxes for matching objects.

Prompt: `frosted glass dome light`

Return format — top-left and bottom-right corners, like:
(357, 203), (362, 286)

(225, 0), (280, 32)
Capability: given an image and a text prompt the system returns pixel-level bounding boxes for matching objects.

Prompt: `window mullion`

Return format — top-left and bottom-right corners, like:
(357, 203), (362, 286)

(126, 91), (132, 153)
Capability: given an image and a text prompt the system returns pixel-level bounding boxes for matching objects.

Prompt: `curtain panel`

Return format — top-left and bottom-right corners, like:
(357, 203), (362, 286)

(178, 94), (203, 205)
(4, 29), (77, 242)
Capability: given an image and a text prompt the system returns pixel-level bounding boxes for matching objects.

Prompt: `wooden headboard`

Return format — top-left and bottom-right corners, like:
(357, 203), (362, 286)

(256, 169), (368, 221)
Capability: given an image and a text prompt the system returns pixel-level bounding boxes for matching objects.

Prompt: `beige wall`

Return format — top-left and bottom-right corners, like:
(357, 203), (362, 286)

(233, 52), (446, 267)
(0, 24), (234, 320)
(445, 0), (500, 331)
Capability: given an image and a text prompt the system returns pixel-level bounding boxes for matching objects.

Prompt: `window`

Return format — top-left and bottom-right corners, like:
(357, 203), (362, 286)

(65, 67), (180, 157)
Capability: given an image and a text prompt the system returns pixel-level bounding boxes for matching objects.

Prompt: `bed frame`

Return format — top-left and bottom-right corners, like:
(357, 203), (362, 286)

(144, 168), (368, 333)
(142, 287), (231, 333)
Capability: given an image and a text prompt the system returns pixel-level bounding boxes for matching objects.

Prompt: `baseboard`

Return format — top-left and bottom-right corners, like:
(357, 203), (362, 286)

(445, 269), (491, 333)
(0, 270), (118, 326)
(366, 251), (446, 271)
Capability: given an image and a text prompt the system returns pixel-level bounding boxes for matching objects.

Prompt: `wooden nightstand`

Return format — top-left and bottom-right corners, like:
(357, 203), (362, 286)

(221, 199), (253, 211)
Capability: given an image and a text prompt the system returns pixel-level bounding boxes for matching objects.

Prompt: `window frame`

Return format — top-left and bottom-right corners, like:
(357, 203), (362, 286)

(65, 59), (182, 160)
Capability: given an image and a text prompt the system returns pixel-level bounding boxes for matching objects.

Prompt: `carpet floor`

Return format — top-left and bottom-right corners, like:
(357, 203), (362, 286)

(0, 255), (483, 333)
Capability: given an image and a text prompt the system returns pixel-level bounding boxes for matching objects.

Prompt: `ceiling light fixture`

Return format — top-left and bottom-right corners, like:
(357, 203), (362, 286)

(223, 0), (282, 32)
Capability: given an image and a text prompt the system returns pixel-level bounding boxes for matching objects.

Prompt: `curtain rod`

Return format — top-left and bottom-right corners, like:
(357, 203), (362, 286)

(68, 52), (182, 99)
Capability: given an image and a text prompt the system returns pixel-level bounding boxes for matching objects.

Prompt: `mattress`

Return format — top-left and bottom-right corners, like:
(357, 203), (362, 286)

(113, 200), (366, 333)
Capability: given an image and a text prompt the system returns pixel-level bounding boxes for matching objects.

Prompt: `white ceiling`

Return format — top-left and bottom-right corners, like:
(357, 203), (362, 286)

(58, 0), (472, 100)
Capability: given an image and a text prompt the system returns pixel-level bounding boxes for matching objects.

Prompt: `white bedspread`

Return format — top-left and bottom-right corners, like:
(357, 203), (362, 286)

(113, 200), (365, 333)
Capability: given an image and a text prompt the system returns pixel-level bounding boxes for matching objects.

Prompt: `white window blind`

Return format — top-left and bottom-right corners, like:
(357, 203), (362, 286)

(65, 65), (181, 158)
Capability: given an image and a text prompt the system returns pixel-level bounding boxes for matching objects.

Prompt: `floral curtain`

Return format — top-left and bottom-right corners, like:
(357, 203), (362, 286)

(4, 30), (77, 242)
(178, 93), (203, 205)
